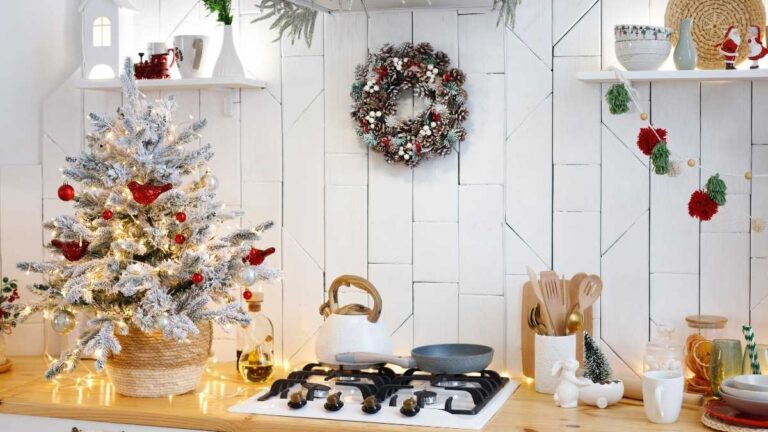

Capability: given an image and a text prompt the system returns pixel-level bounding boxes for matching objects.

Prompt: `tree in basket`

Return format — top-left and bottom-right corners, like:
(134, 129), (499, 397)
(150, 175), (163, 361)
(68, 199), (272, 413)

(17, 59), (278, 397)
(579, 331), (624, 409)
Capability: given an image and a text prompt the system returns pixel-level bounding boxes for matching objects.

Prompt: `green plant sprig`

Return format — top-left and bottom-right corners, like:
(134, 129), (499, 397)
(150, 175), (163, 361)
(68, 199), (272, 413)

(202, 0), (234, 25)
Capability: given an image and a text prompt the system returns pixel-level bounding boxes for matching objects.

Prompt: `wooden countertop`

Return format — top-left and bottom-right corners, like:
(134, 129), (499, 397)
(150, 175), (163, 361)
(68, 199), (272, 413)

(0, 357), (708, 431)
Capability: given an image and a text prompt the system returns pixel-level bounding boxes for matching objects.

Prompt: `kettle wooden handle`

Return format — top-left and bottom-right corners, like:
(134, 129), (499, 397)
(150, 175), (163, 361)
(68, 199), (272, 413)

(320, 275), (383, 323)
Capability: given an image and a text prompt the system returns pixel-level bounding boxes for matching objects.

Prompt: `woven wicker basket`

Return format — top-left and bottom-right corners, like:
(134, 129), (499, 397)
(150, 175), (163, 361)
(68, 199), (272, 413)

(106, 322), (212, 397)
(665, 0), (766, 69)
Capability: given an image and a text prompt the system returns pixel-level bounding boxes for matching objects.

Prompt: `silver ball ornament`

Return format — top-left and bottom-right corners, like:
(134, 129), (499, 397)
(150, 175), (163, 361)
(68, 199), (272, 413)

(51, 309), (77, 334)
(237, 266), (258, 286)
(154, 314), (170, 331)
(201, 172), (219, 191)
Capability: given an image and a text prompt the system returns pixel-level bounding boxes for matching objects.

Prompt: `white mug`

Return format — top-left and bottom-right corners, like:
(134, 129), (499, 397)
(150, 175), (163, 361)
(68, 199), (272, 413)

(173, 35), (209, 78)
(643, 370), (684, 424)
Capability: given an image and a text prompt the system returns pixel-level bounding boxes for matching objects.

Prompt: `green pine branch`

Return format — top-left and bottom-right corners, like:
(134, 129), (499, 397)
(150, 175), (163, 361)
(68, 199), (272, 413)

(202, 0), (234, 25)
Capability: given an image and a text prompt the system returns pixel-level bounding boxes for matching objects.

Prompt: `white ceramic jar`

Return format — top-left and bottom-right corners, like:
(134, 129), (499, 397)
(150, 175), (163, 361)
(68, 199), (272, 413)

(535, 334), (576, 394)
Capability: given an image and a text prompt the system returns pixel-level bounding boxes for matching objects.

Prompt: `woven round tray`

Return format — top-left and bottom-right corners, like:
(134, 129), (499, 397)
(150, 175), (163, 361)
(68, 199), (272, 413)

(703, 413), (768, 432)
(106, 322), (212, 398)
(665, 0), (766, 69)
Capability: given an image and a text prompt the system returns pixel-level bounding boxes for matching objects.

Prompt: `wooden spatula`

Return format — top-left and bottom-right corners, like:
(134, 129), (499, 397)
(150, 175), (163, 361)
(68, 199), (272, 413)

(579, 275), (603, 311)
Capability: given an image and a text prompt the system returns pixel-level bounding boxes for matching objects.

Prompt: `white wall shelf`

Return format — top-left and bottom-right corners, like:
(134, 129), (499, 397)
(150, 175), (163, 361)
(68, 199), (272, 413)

(73, 76), (267, 90)
(577, 69), (768, 83)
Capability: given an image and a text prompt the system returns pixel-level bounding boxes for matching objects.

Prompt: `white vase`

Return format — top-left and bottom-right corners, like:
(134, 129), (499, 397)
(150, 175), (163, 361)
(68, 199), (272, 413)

(535, 334), (576, 394)
(213, 25), (244, 78)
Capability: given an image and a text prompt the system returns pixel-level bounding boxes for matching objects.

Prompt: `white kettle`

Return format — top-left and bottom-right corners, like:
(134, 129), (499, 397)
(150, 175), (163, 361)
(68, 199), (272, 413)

(315, 275), (392, 366)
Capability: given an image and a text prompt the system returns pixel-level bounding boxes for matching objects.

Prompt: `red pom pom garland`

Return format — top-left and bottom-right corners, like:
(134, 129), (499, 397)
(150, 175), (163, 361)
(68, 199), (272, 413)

(688, 190), (719, 221)
(637, 127), (667, 156)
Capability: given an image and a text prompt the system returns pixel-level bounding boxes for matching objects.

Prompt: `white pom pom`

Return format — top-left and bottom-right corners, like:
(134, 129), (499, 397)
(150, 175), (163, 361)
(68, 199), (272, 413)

(667, 160), (682, 178)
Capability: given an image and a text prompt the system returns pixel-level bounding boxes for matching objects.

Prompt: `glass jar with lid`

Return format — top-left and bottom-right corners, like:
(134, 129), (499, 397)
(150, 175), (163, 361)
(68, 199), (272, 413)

(237, 291), (275, 383)
(684, 314), (727, 395)
(644, 325), (684, 375)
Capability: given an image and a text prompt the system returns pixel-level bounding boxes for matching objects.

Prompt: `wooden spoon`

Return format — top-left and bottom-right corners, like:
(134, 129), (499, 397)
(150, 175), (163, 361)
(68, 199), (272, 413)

(579, 275), (603, 311)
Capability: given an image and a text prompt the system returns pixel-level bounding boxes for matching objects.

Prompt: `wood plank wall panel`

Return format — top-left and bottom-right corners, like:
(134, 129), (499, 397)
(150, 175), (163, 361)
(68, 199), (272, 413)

(18, 0), (768, 375)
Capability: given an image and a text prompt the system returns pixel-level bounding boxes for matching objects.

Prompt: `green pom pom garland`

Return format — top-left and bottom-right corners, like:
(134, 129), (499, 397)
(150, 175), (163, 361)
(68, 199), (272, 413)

(606, 83), (631, 115)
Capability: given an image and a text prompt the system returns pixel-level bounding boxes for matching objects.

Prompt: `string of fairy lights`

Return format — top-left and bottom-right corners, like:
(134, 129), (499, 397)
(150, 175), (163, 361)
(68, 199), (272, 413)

(610, 67), (766, 232)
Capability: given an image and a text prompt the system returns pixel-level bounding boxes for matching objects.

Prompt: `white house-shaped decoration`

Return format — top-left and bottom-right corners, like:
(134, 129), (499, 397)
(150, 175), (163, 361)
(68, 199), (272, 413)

(80, 0), (137, 79)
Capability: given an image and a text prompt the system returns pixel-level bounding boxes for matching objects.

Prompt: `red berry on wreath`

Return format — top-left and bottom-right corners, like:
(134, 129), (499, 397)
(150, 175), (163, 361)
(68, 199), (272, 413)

(191, 272), (204, 284)
(431, 112), (442, 122)
(58, 183), (75, 201)
(443, 72), (451, 82)
(102, 209), (113, 220)
(175, 212), (187, 223)
(174, 234), (186, 244)
(688, 190), (719, 221)
(243, 290), (253, 301)
(637, 127), (667, 156)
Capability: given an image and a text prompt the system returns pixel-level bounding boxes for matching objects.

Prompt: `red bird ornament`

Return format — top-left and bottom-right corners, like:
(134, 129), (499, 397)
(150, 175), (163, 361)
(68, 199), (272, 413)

(51, 239), (90, 261)
(127, 181), (173, 206)
(244, 247), (276, 266)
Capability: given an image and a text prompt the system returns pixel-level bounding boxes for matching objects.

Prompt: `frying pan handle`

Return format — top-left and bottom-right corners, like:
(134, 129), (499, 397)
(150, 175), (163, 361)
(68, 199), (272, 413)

(335, 352), (417, 369)
(321, 275), (383, 323)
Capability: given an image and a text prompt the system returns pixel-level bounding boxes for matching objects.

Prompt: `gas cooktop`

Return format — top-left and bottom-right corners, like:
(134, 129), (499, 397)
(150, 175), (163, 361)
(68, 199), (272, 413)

(229, 363), (519, 429)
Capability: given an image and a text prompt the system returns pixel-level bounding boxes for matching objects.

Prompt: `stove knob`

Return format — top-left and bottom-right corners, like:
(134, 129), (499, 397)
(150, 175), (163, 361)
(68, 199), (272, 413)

(324, 392), (344, 412)
(400, 397), (421, 417)
(287, 391), (307, 409)
(362, 395), (382, 414)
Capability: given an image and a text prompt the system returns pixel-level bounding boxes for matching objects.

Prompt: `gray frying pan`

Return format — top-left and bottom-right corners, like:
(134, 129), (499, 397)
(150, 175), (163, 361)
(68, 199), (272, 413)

(335, 344), (494, 374)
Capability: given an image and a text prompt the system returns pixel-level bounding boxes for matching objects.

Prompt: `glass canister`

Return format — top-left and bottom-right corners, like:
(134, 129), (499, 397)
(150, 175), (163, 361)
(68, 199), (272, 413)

(237, 291), (275, 383)
(710, 339), (743, 396)
(743, 344), (768, 374)
(644, 325), (684, 375)
(684, 315), (727, 395)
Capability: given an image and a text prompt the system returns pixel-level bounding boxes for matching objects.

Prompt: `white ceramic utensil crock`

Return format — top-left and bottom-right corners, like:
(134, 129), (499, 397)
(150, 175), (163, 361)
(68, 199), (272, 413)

(315, 275), (392, 366)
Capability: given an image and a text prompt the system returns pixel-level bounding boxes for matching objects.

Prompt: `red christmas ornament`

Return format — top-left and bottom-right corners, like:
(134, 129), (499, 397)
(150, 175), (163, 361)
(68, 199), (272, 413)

(174, 234), (186, 245)
(244, 247), (276, 266)
(58, 184), (75, 202)
(127, 181), (173, 206)
(51, 239), (90, 261)
(442, 72), (451, 82)
(431, 112), (442, 122)
(102, 209), (113, 220)
(243, 290), (253, 300)
(191, 272), (204, 284)
(688, 190), (719, 221)
(175, 212), (187, 223)
(637, 127), (668, 156)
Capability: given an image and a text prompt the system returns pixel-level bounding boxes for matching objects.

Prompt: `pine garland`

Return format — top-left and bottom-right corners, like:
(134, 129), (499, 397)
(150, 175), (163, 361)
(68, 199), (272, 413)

(584, 331), (613, 383)
(606, 83), (631, 115)
(493, 0), (523, 29)
(253, 0), (318, 47)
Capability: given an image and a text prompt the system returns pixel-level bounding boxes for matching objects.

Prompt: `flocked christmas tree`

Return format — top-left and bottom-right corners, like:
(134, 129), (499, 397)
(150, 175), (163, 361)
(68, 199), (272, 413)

(17, 59), (278, 379)
(583, 331), (613, 383)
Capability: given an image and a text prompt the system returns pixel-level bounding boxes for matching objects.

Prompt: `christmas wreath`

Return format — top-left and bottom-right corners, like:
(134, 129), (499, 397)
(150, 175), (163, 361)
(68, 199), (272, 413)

(350, 43), (469, 166)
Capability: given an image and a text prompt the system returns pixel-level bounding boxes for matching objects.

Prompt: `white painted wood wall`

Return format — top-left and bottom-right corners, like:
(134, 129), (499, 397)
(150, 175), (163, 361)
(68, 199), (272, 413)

(1, 0), (767, 379)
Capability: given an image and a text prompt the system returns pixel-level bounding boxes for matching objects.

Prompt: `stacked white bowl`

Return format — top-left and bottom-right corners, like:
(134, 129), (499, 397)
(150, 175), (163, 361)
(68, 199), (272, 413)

(720, 375), (768, 418)
(614, 25), (672, 71)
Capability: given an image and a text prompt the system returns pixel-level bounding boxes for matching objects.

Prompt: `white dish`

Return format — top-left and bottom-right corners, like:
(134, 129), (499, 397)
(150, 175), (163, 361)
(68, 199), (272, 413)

(720, 391), (768, 419)
(732, 375), (768, 392)
(615, 40), (671, 71)
(721, 379), (768, 402)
